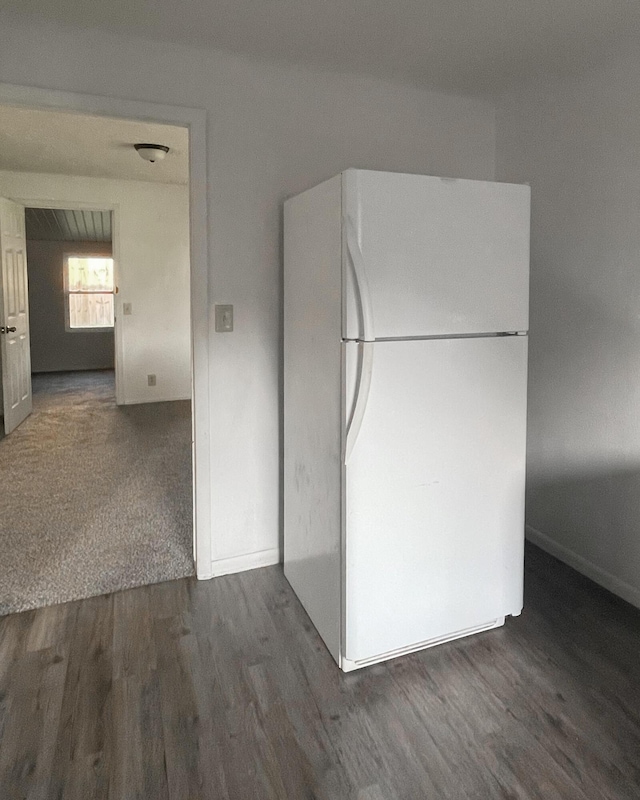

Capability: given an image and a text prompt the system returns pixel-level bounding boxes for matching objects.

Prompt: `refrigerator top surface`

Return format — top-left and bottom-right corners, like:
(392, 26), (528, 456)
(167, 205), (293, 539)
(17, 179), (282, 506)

(342, 167), (529, 191)
(342, 169), (530, 340)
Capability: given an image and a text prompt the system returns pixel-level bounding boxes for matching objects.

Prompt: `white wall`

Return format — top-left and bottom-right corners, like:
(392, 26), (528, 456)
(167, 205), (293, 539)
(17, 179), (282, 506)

(0, 170), (191, 404)
(496, 47), (640, 609)
(0, 13), (496, 570)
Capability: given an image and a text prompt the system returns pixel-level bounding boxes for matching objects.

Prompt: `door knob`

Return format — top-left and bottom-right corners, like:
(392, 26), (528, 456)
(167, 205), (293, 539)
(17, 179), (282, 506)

(6, 326), (16, 333)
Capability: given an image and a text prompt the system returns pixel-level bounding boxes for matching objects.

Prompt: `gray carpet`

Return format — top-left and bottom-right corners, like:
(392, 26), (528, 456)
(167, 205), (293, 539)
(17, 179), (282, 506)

(0, 370), (194, 615)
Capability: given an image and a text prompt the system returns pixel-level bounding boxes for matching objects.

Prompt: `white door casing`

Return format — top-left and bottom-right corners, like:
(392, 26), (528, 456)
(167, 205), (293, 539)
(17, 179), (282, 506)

(0, 198), (32, 434)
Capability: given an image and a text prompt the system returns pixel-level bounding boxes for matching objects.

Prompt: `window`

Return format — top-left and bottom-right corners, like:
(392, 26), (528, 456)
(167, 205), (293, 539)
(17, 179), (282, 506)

(64, 256), (115, 331)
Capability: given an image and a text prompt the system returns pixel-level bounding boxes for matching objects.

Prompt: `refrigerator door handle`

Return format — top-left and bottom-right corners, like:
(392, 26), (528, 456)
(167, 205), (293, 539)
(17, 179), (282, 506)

(345, 341), (374, 464)
(345, 215), (375, 342)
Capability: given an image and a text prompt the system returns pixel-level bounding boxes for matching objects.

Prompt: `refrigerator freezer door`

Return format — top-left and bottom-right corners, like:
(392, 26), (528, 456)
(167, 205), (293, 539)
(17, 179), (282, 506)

(343, 336), (528, 665)
(343, 170), (530, 340)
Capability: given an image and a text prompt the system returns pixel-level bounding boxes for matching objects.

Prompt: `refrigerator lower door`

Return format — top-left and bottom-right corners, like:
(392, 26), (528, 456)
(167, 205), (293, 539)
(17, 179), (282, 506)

(343, 336), (528, 667)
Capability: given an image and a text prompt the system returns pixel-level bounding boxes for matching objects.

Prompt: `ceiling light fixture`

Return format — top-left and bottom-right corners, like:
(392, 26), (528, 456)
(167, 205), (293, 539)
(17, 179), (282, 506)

(134, 143), (170, 163)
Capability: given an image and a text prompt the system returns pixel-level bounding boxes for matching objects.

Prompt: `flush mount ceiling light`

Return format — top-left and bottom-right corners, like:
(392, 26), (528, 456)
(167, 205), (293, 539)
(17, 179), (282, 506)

(134, 143), (170, 163)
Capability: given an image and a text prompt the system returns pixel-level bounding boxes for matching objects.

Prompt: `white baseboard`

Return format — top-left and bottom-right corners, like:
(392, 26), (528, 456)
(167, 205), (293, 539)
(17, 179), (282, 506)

(209, 548), (280, 578)
(195, 561), (214, 580)
(121, 395), (191, 406)
(526, 525), (640, 610)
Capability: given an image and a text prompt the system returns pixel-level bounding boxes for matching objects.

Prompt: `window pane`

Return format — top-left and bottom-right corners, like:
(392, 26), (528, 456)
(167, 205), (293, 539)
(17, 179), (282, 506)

(67, 257), (114, 292)
(69, 293), (114, 328)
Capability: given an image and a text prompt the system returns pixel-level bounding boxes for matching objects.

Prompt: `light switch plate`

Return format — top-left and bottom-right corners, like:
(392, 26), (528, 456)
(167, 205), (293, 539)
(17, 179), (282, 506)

(123, 302), (133, 316)
(215, 304), (233, 332)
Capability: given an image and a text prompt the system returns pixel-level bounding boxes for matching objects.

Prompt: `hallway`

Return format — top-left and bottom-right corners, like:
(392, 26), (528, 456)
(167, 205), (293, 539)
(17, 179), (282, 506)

(0, 370), (193, 615)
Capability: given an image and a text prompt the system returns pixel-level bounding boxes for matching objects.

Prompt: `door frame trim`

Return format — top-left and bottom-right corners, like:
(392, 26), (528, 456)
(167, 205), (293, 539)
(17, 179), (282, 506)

(17, 201), (125, 402)
(0, 82), (213, 579)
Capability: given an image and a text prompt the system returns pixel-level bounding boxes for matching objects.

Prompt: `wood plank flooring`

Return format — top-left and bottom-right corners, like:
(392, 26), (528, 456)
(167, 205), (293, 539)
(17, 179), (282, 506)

(1, 543), (639, 799)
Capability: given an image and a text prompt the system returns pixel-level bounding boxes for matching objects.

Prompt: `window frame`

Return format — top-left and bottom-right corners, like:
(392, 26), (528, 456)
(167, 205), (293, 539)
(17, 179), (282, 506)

(63, 252), (115, 333)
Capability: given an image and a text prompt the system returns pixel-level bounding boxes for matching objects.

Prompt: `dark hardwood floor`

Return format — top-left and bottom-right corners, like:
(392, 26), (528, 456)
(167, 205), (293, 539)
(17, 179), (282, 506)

(1, 542), (639, 799)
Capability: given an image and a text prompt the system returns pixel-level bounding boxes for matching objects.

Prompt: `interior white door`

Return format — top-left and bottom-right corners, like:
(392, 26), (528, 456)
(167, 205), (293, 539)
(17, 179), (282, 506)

(342, 169), (530, 340)
(343, 336), (528, 664)
(0, 198), (32, 434)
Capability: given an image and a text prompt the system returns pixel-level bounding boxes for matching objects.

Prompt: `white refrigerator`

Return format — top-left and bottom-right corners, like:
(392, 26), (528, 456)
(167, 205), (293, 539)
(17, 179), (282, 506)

(284, 168), (530, 672)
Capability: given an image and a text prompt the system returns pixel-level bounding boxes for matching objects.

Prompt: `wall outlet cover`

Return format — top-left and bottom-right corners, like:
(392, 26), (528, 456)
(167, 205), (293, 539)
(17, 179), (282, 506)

(147, 374), (156, 386)
(215, 304), (233, 332)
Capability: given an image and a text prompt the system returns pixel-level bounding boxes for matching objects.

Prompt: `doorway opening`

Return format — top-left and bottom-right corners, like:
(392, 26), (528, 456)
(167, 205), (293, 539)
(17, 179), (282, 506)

(0, 102), (203, 614)
(26, 209), (115, 383)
